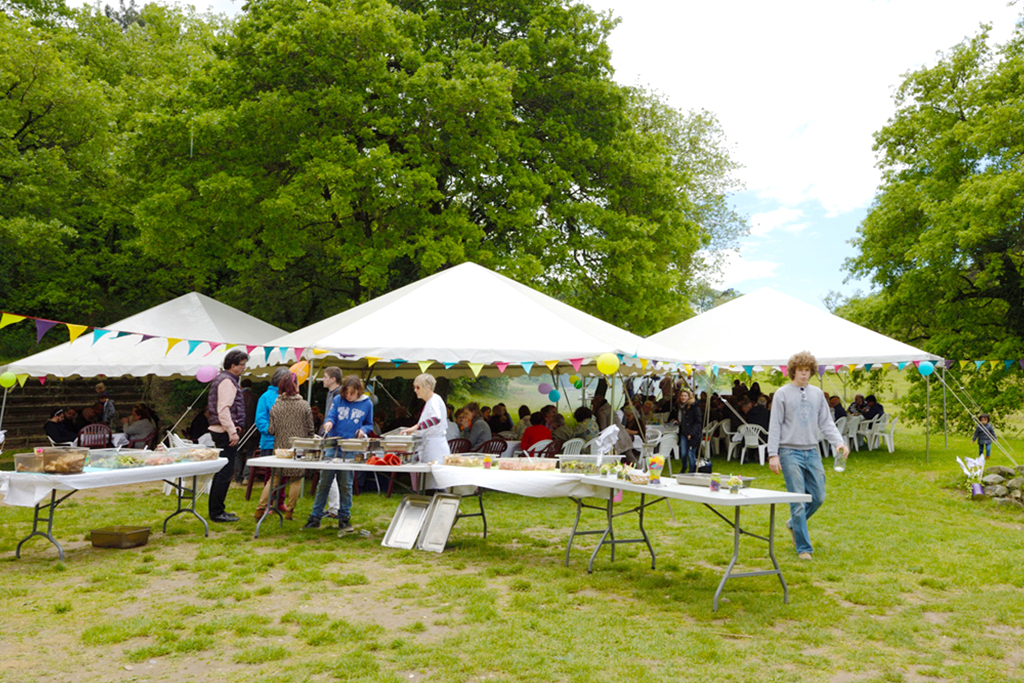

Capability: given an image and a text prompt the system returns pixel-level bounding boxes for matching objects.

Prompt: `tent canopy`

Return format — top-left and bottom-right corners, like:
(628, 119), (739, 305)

(258, 262), (684, 376)
(648, 287), (943, 367)
(1, 293), (287, 379)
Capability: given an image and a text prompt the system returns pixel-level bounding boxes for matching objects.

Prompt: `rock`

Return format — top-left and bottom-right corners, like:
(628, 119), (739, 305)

(982, 474), (1006, 486)
(983, 485), (1009, 497)
(1012, 489), (1023, 501)
(984, 466), (1015, 478)
(1016, 465), (1024, 476)
(1007, 478), (1024, 491)
(994, 498), (1015, 507)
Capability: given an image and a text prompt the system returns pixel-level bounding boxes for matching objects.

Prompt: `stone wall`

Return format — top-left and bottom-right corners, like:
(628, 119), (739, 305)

(978, 466), (1024, 508)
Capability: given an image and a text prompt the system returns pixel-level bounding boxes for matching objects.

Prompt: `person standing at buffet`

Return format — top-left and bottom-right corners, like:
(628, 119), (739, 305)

(207, 349), (250, 523)
(259, 372), (314, 520)
(303, 375), (373, 534)
(402, 373), (450, 463)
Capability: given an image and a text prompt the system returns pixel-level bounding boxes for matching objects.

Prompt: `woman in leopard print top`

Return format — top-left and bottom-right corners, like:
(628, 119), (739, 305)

(256, 373), (314, 520)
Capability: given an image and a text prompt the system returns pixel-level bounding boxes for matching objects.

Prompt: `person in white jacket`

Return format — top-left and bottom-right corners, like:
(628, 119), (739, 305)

(403, 374), (451, 463)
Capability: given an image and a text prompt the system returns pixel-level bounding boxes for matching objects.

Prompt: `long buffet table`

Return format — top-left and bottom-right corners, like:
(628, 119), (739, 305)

(0, 459), (229, 560)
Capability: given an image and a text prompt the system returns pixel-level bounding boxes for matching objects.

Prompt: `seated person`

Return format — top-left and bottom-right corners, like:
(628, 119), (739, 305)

(122, 404), (157, 442)
(863, 395), (885, 422)
(574, 406), (600, 442)
(461, 402), (492, 449)
(520, 413), (553, 452)
(63, 407), (86, 433)
(551, 413), (575, 442)
(512, 405), (532, 439)
(829, 396), (847, 422)
(487, 403), (514, 433)
(447, 407), (463, 440)
(848, 394), (866, 416)
(81, 406), (99, 426)
(44, 409), (78, 444)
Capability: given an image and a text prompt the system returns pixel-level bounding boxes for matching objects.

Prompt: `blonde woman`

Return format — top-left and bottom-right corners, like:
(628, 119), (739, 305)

(402, 374), (450, 463)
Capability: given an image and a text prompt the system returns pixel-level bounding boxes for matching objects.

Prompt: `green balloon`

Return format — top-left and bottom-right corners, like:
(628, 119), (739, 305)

(0, 371), (16, 388)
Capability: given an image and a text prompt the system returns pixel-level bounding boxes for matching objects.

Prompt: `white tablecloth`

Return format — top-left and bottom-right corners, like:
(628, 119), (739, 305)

(578, 476), (811, 506)
(428, 465), (598, 498)
(0, 459), (228, 507)
(245, 455), (432, 474)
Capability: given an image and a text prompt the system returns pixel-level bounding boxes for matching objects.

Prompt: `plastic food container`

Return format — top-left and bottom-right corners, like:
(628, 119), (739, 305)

(90, 526), (151, 549)
(444, 454), (486, 468)
(497, 457), (557, 471)
(14, 452), (44, 473)
(38, 447), (88, 474)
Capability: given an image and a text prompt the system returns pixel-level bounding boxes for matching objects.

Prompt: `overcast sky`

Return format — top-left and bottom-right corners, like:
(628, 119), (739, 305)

(81, 0), (1022, 309)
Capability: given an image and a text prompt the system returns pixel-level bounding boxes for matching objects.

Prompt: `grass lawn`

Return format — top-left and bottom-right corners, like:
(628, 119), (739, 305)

(1, 431), (1023, 683)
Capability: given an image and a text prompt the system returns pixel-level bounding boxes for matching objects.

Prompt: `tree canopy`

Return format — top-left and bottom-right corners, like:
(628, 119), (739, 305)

(1, 0), (746, 363)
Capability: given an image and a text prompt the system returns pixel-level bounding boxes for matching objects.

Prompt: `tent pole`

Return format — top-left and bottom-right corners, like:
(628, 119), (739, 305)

(942, 363), (948, 449)
(0, 386), (8, 435)
(306, 356), (317, 405)
(925, 374), (930, 464)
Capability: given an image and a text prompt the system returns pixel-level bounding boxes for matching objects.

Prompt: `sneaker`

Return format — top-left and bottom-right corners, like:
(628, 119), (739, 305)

(798, 552), (813, 561)
(338, 519), (354, 534)
(301, 519), (321, 530)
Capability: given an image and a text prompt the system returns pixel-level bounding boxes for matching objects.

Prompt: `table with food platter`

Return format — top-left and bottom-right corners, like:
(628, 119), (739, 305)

(0, 445), (227, 560)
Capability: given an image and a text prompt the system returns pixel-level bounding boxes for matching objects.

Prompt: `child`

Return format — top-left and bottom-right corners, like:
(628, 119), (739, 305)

(972, 413), (997, 459)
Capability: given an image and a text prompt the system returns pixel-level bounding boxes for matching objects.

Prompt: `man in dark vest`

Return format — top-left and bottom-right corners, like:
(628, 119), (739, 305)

(206, 348), (249, 522)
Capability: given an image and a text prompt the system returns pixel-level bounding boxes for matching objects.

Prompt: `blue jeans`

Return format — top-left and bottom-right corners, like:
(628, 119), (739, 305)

(308, 449), (353, 523)
(978, 442), (992, 458)
(779, 447), (827, 555)
(679, 435), (699, 473)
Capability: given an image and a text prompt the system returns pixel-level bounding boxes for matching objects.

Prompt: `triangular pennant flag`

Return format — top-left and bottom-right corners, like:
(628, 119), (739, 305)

(166, 338), (184, 355)
(205, 342), (224, 356)
(959, 360), (970, 370)
(16, 374), (29, 387)
(34, 319), (58, 343)
(293, 347), (306, 361)
(495, 362), (509, 374)
(366, 357), (379, 367)
(913, 360), (921, 369)
(311, 348), (329, 355)
(989, 360), (1000, 370)
(683, 364), (692, 375)
(833, 364), (843, 372)
(443, 362), (455, 369)
(66, 324), (88, 343)
(743, 365), (754, 376)
(38, 377), (46, 385)
(864, 364), (873, 372)
(881, 363), (891, 371)
(1005, 360), (1015, 370)
(543, 360), (559, 370)
(817, 365), (826, 377)
(114, 331), (132, 339)
(569, 358), (583, 372)
(711, 365), (719, 376)
(139, 334), (157, 343)
(778, 365), (786, 374)
(616, 354), (624, 363)
(1019, 360), (1024, 370)
(640, 359), (649, 371)
(975, 360), (984, 370)
(467, 363), (484, 377)
(186, 340), (203, 355)
(418, 361), (433, 373)
(246, 345), (258, 354)
(521, 362), (534, 374)
(92, 329), (113, 345)
(0, 313), (26, 329)
(897, 362), (907, 371)
(278, 347), (290, 362)
(392, 359), (407, 367)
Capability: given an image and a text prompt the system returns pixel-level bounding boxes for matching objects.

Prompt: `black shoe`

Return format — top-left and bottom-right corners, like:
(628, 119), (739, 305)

(338, 519), (354, 533)
(302, 519), (321, 530)
(211, 513), (239, 523)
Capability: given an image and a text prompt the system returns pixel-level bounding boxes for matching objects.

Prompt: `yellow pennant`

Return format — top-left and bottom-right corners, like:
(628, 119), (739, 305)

(881, 363), (891, 371)
(959, 360), (970, 370)
(418, 361), (433, 373)
(67, 324), (88, 343)
(467, 363), (484, 377)
(366, 357), (379, 367)
(224, 344), (239, 350)
(312, 348), (330, 355)
(640, 358), (649, 371)
(166, 338), (183, 355)
(543, 360), (559, 370)
(989, 360), (1000, 370)
(0, 313), (25, 329)
(683, 364), (692, 375)
(16, 374), (29, 387)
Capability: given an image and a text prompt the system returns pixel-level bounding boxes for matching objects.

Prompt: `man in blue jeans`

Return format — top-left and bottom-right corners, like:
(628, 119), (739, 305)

(303, 375), (373, 535)
(767, 351), (849, 561)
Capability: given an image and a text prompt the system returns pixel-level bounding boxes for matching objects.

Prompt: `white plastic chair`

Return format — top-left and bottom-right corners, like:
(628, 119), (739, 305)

(701, 420), (720, 459)
(856, 416), (882, 450)
(878, 416), (898, 453)
(843, 415), (863, 452)
(646, 426), (663, 442)
(737, 424), (769, 465)
(583, 437), (600, 454)
(522, 439), (553, 457)
(561, 438), (585, 455)
(656, 432), (679, 476)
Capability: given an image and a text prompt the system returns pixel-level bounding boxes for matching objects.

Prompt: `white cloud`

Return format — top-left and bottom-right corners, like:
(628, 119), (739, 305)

(708, 249), (779, 288)
(749, 206), (804, 237)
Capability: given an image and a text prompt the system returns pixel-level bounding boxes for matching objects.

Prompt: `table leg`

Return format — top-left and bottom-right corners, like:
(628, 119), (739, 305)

(713, 507), (743, 612)
(15, 489), (75, 561)
(768, 505), (788, 603)
(162, 475), (211, 537)
(637, 493), (656, 570)
(253, 470), (285, 539)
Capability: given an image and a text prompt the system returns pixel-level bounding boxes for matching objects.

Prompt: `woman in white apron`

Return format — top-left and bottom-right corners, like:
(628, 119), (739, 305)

(403, 373), (450, 463)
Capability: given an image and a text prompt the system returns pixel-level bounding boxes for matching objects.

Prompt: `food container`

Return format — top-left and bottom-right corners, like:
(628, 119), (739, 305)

(143, 453), (176, 467)
(381, 435), (417, 453)
(497, 457), (557, 471)
(319, 437), (339, 449)
(14, 452), (44, 473)
(293, 448), (323, 461)
(290, 437), (321, 450)
(39, 447), (89, 474)
(90, 526), (151, 549)
(85, 449), (121, 469)
(115, 453), (147, 468)
(274, 448), (295, 459)
(674, 473), (755, 488)
(558, 454), (620, 475)
(338, 438), (372, 452)
(444, 454), (487, 468)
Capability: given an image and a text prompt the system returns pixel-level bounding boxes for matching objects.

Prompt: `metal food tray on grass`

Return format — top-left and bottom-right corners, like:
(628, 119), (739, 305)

(382, 495), (433, 549)
(416, 494), (462, 553)
(675, 473), (756, 488)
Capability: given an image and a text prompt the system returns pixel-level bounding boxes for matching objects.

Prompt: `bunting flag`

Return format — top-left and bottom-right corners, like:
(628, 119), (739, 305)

(114, 331), (133, 339)
(187, 340), (203, 355)
(293, 348), (306, 361)
(1006, 360), (1016, 370)
(91, 329), (113, 345)
(467, 363), (484, 377)
(278, 347), (290, 362)
(35, 319), (57, 343)
(0, 313), (26, 329)
(743, 365), (754, 376)
(683, 364), (692, 375)
(366, 357), (379, 367)
(67, 324), (88, 343)
(165, 338), (184, 355)
(312, 348), (329, 355)
(16, 374), (29, 387)
(711, 365), (719, 376)
(443, 362), (456, 369)
(975, 360), (984, 370)
(989, 360), (1000, 370)
(778, 365), (786, 374)
(959, 360), (970, 370)
(205, 342), (224, 356)
(139, 334), (157, 343)
(521, 362), (534, 374)
(912, 360), (921, 369)
(495, 362), (509, 374)
(246, 345), (258, 354)
(543, 360), (559, 371)
(897, 362), (907, 371)
(393, 360), (407, 368)
(569, 358), (583, 372)
(864, 364), (873, 371)
(224, 344), (239, 350)
(39, 377), (46, 386)
(640, 359), (649, 371)
(417, 361), (433, 373)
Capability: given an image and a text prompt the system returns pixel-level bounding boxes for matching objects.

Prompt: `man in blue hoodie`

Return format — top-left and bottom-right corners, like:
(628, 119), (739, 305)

(303, 375), (373, 533)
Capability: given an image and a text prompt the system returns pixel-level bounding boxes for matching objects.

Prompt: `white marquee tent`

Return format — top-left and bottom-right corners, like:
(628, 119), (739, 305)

(1, 293), (287, 379)
(648, 287), (943, 368)
(258, 262), (685, 376)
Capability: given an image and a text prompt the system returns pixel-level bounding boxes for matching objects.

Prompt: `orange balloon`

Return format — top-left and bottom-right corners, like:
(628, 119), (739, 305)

(290, 360), (310, 385)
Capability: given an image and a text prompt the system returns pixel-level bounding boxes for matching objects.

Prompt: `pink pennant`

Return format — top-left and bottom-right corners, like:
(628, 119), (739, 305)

(205, 342), (224, 356)
(39, 377), (46, 385)
(779, 365), (786, 373)
(246, 345), (258, 354)
(913, 360), (921, 369)
(35, 319), (58, 344)
(495, 362), (509, 374)
(293, 347), (306, 360)
(569, 358), (584, 372)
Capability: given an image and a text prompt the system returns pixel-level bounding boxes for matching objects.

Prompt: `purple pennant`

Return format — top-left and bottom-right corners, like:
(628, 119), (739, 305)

(35, 319), (58, 344)
(817, 365), (826, 377)
(139, 334), (157, 343)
